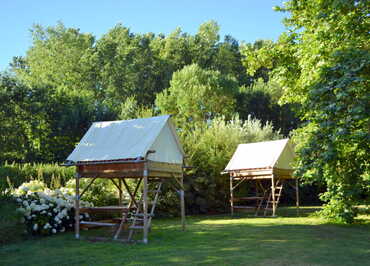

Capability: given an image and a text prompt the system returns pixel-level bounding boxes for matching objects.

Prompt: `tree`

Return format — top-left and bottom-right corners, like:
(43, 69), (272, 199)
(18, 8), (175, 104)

(12, 22), (95, 93)
(92, 24), (166, 107)
(155, 64), (238, 129)
(253, 0), (370, 222)
(0, 73), (49, 162)
(236, 79), (299, 136)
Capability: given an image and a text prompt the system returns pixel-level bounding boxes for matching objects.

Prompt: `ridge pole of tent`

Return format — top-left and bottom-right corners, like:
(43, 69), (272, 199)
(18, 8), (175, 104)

(271, 174), (276, 217)
(75, 173), (80, 239)
(143, 162), (149, 244)
(180, 175), (186, 231)
(230, 175), (234, 216)
(295, 178), (300, 216)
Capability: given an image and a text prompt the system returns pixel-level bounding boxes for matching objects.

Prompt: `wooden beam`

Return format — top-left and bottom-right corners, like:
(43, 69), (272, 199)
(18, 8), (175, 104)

(118, 179), (123, 205)
(296, 178), (300, 216)
(172, 176), (185, 190)
(143, 165), (149, 244)
(232, 177), (247, 191)
(230, 175), (234, 216)
(79, 177), (97, 199)
(180, 175), (185, 231)
(75, 173), (80, 239)
(271, 174), (276, 217)
(121, 178), (139, 208)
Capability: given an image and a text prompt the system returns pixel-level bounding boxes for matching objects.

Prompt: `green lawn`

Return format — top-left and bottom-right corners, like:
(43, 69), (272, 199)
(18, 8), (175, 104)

(1, 207), (369, 266)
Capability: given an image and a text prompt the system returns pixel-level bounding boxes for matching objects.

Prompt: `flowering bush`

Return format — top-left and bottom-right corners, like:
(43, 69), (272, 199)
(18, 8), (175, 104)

(13, 180), (92, 236)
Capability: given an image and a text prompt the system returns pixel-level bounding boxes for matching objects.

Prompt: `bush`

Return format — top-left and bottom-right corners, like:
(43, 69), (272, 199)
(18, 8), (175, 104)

(12, 180), (92, 236)
(157, 115), (281, 215)
(64, 178), (129, 206)
(0, 162), (75, 192)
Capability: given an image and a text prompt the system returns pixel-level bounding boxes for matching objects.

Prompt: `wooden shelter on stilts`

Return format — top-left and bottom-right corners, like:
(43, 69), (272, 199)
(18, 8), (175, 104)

(223, 139), (299, 217)
(64, 115), (186, 243)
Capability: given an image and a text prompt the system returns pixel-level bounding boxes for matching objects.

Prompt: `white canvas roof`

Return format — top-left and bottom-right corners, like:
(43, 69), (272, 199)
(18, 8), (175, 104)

(66, 115), (184, 164)
(224, 139), (295, 171)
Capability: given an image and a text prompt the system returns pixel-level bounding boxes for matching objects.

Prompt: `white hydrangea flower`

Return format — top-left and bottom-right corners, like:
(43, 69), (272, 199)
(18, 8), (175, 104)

(33, 224), (38, 231)
(16, 207), (25, 213)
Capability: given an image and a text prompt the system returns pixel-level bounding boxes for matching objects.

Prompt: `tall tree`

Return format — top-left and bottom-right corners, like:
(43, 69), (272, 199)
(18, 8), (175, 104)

(156, 64), (238, 130)
(12, 22), (95, 93)
(92, 24), (166, 107)
(248, 0), (370, 222)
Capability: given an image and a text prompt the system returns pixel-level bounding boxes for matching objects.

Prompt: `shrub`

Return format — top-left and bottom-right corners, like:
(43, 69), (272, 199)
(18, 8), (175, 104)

(157, 115), (281, 215)
(64, 178), (129, 206)
(13, 180), (92, 236)
(0, 162), (75, 193)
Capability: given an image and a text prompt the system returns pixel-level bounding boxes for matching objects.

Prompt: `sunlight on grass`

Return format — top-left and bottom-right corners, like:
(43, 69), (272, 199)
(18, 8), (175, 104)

(1, 207), (369, 266)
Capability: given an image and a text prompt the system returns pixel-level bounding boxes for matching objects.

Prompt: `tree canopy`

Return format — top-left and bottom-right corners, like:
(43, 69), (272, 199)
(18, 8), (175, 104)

(247, 0), (370, 222)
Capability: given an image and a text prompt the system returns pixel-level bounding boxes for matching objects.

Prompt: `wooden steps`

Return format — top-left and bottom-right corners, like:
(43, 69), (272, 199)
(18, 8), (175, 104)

(127, 181), (163, 242)
(264, 180), (284, 216)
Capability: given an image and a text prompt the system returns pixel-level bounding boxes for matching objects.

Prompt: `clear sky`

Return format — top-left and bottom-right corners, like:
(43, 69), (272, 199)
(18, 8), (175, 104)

(1, 0), (286, 71)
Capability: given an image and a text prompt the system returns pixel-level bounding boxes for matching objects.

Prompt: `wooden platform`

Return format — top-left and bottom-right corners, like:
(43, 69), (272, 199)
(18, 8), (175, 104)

(76, 161), (183, 178)
(80, 206), (130, 214)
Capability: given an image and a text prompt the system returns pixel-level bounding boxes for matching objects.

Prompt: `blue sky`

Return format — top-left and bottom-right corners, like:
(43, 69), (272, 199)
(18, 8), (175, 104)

(1, 0), (286, 71)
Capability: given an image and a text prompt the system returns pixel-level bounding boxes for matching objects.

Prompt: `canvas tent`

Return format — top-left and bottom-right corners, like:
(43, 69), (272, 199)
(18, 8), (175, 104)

(65, 115), (185, 244)
(223, 139), (299, 217)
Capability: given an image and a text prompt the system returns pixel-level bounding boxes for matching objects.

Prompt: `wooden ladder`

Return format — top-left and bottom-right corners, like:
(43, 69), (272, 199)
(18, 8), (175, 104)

(127, 180), (163, 242)
(263, 180), (284, 216)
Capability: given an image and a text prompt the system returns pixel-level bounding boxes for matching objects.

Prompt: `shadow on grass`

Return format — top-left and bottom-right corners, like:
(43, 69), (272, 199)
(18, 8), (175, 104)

(1, 206), (369, 266)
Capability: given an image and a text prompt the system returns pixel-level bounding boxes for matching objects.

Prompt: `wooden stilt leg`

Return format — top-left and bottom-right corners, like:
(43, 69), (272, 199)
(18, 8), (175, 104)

(271, 175), (276, 217)
(180, 175), (186, 231)
(295, 178), (300, 216)
(230, 175), (234, 216)
(143, 168), (149, 244)
(75, 173), (80, 239)
(118, 178), (123, 206)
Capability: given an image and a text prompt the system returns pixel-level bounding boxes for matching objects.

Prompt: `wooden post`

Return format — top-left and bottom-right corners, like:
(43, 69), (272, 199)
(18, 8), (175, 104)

(180, 175), (186, 231)
(295, 178), (300, 216)
(143, 164), (149, 244)
(74, 173), (80, 239)
(271, 174), (276, 217)
(230, 175), (234, 216)
(118, 178), (123, 206)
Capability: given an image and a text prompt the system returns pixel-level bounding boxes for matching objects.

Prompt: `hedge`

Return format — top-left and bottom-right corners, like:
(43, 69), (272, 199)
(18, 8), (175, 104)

(0, 162), (75, 193)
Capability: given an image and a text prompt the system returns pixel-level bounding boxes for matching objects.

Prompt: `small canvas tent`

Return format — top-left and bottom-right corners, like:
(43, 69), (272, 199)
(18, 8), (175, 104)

(65, 115), (185, 243)
(223, 139), (299, 216)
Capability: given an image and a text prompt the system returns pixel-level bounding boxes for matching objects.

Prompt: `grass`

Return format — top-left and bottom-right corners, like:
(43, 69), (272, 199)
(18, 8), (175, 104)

(0, 207), (369, 266)
(0, 195), (25, 245)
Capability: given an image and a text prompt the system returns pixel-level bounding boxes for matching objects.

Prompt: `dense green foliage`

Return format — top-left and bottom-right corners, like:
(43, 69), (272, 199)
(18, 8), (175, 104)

(181, 116), (279, 213)
(2, 21), (296, 164)
(0, 20), (301, 215)
(156, 116), (280, 214)
(246, 0), (370, 222)
(156, 64), (238, 128)
(0, 162), (74, 192)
